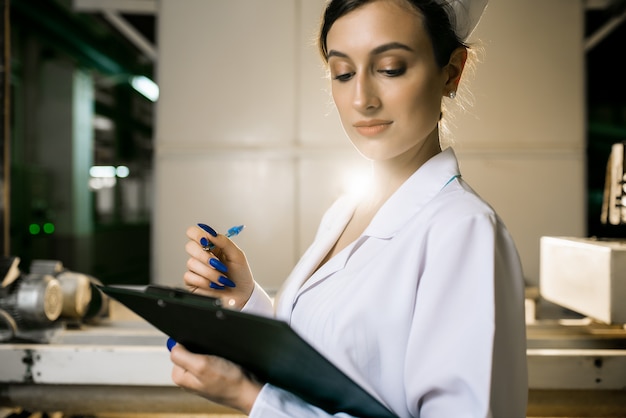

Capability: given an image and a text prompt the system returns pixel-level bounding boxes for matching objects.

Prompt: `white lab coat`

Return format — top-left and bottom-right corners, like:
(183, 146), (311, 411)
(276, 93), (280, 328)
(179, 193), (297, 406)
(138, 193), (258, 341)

(244, 148), (528, 418)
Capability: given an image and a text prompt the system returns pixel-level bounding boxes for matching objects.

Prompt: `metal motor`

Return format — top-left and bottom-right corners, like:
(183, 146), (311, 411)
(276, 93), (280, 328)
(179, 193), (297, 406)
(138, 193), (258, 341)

(0, 257), (106, 342)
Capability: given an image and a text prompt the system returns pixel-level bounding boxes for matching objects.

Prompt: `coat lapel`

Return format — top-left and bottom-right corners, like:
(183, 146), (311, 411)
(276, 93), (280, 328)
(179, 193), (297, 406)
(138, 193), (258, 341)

(274, 195), (357, 321)
(275, 147), (462, 321)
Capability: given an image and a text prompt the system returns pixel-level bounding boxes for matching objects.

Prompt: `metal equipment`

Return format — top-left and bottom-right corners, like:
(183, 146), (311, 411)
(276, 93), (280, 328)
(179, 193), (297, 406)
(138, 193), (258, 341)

(0, 257), (107, 343)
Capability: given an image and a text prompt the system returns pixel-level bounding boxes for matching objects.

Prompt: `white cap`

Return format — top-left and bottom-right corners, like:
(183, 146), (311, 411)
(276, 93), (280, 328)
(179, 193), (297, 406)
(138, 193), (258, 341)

(437, 0), (489, 41)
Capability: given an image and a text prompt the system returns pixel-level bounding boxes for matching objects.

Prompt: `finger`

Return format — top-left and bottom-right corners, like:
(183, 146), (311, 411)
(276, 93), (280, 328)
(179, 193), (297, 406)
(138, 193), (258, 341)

(171, 343), (217, 380)
(185, 238), (215, 264)
(171, 350), (203, 390)
(185, 255), (236, 288)
(185, 253), (218, 279)
(171, 363), (187, 386)
(170, 348), (239, 400)
(188, 224), (242, 264)
(188, 224), (217, 243)
(183, 270), (224, 295)
(184, 259), (233, 293)
(184, 240), (230, 275)
(170, 342), (194, 370)
(186, 249), (229, 278)
(172, 345), (241, 383)
(188, 224), (222, 253)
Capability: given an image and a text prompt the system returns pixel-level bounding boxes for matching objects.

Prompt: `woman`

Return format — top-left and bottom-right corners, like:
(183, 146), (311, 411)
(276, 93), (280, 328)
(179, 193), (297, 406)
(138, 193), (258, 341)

(170, 0), (528, 416)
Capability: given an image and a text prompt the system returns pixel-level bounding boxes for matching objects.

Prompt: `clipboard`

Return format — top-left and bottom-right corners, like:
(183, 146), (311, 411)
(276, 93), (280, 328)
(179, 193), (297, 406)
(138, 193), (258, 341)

(99, 284), (396, 418)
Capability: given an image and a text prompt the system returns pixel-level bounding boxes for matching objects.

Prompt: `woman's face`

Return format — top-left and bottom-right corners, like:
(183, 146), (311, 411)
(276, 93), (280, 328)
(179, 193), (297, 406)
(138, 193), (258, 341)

(326, 0), (448, 162)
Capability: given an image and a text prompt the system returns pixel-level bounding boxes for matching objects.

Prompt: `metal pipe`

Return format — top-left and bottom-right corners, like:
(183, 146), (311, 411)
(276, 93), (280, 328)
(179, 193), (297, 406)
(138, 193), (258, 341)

(585, 9), (626, 52)
(102, 10), (157, 62)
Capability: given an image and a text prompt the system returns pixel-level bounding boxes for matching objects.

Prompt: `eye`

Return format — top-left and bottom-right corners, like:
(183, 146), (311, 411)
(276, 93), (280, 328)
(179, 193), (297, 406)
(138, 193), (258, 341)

(333, 72), (355, 82)
(378, 67), (406, 77)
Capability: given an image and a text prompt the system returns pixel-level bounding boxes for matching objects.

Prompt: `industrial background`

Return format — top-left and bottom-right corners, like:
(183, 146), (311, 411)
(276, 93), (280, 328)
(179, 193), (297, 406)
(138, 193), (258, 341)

(0, 0), (625, 416)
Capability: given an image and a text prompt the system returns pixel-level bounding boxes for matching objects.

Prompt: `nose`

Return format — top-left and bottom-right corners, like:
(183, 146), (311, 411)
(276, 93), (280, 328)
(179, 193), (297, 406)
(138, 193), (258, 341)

(352, 73), (381, 112)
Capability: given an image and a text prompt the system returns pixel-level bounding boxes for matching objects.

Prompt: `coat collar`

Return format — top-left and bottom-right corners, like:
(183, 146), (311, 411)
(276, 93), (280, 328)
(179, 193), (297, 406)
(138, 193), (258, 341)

(364, 147), (461, 240)
(279, 148), (461, 318)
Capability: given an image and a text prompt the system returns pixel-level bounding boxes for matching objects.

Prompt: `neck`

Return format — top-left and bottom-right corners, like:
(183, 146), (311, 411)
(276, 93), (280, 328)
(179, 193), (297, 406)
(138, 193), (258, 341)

(364, 131), (442, 207)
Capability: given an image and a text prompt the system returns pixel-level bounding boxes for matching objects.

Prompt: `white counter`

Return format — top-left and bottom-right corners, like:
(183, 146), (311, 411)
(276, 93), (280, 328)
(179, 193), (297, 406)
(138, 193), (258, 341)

(1, 302), (626, 416)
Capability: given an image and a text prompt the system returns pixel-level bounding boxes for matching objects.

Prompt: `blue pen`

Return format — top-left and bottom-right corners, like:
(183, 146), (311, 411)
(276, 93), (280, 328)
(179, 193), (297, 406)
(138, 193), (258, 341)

(204, 225), (245, 251)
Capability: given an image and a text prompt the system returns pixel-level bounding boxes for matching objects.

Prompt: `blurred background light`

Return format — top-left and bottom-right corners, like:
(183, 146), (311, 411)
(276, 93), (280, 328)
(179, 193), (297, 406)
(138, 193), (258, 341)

(130, 75), (159, 102)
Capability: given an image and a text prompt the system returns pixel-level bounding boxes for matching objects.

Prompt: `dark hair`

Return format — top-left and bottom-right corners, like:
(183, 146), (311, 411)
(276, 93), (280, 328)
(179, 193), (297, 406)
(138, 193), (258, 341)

(318, 0), (464, 68)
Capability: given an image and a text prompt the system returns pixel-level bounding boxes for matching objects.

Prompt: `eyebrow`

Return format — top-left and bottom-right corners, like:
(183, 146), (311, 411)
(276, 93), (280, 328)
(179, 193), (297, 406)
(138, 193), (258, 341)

(327, 42), (414, 59)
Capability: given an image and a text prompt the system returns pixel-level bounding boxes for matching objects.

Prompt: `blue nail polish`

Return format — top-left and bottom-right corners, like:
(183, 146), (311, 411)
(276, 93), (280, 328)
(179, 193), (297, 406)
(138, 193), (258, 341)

(218, 276), (236, 288)
(200, 237), (209, 247)
(209, 258), (228, 273)
(197, 223), (218, 237)
(167, 337), (177, 351)
(210, 282), (225, 290)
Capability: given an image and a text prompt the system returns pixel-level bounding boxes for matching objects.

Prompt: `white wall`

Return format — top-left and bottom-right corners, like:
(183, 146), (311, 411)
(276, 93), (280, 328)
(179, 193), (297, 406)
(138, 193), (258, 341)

(453, 0), (585, 285)
(153, 0), (585, 291)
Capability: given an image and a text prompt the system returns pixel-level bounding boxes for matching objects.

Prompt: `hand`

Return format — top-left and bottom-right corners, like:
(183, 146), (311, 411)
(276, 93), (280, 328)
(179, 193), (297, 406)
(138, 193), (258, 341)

(170, 342), (262, 414)
(184, 224), (255, 310)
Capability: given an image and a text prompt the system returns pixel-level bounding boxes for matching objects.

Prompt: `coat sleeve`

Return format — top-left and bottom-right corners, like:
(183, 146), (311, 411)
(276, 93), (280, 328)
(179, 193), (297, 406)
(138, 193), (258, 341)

(241, 282), (274, 317)
(404, 211), (503, 418)
(249, 384), (357, 418)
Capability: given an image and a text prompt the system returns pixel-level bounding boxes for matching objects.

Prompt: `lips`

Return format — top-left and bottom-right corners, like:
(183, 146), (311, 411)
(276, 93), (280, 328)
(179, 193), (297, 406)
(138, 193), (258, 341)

(353, 120), (393, 137)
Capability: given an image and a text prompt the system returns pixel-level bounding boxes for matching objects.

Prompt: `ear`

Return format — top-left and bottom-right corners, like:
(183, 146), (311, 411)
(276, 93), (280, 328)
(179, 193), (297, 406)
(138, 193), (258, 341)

(443, 47), (468, 95)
